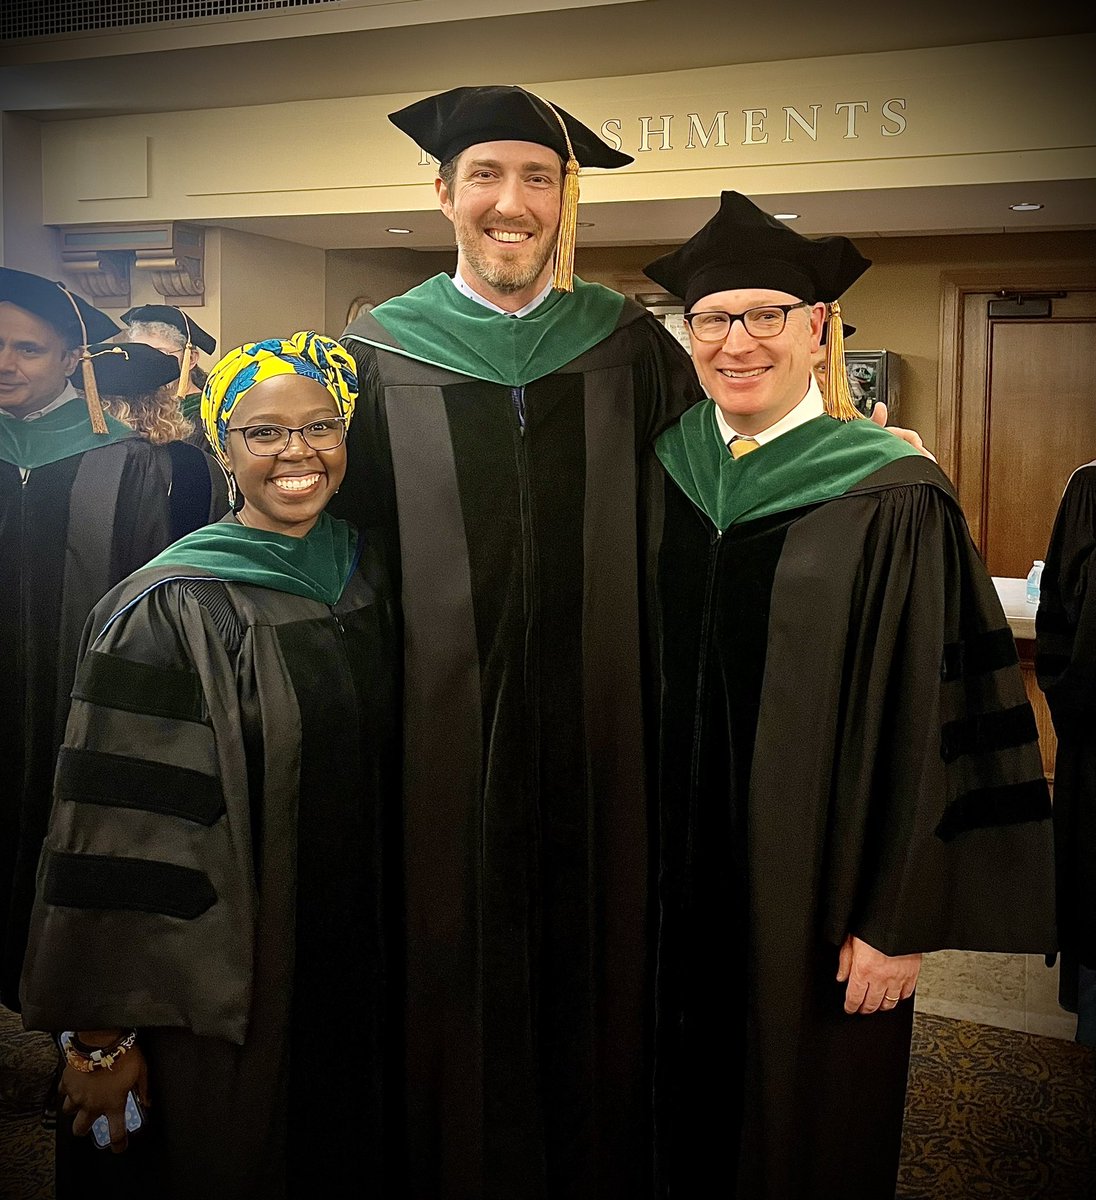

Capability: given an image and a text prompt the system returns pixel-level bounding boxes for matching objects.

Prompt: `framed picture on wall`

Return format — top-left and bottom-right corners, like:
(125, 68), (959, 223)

(844, 350), (899, 419)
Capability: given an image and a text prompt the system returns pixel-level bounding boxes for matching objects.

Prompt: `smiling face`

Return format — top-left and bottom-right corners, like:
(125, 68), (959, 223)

(437, 140), (562, 310)
(0, 302), (79, 414)
(225, 373), (347, 538)
(689, 288), (825, 436)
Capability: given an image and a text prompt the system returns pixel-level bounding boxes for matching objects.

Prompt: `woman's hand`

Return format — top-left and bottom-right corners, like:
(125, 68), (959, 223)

(60, 1039), (149, 1153)
(836, 934), (922, 1015)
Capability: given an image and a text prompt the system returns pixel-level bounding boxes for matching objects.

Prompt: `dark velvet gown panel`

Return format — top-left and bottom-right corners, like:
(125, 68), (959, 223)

(337, 307), (702, 1200)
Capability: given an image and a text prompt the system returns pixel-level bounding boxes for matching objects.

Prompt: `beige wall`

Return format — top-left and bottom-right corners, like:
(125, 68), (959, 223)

(217, 228), (325, 350)
(576, 230), (1096, 444)
(36, 36), (1096, 227)
(1, 114), (59, 275)
(325, 246), (454, 336)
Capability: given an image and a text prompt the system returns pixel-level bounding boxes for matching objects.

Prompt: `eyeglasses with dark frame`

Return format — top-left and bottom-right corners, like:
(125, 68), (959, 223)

(683, 302), (811, 342)
(228, 417), (348, 456)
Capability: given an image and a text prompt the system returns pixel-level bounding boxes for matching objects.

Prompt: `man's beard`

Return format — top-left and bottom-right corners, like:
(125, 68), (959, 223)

(455, 214), (557, 296)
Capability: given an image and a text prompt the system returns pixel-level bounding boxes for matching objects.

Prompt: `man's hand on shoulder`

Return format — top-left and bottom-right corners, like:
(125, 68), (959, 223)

(871, 402), (937, 462)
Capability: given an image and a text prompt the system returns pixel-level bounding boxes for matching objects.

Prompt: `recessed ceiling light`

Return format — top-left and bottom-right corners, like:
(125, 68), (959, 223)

(773, 212), (799, 221)
(1009, 203), (1043, 212)
(386, 227), (413, 234)
(576, 221), (595, 228)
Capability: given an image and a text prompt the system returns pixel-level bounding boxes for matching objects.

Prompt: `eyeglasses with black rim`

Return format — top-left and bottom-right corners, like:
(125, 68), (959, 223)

(228, 417), (348, 456)
(683, 302), (811, 342)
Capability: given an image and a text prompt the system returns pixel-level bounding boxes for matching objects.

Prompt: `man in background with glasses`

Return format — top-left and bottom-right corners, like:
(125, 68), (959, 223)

(645, 191), (1056, 1199)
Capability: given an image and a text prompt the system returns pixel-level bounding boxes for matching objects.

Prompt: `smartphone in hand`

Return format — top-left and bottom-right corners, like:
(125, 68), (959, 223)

(91, 1089), (144, 1149)
(58, 1032), (145, 1149)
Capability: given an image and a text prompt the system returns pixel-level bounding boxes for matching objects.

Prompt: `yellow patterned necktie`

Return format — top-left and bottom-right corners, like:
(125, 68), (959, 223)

(729, 436), (760, 459)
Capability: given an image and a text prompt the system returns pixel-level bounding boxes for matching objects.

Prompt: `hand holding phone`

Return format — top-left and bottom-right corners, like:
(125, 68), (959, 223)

(91, 1089), (144, 1149)
(58, 1031), (148, 1153)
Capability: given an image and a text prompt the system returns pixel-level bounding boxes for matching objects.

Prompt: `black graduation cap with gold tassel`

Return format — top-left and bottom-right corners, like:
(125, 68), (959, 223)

(387, 84), (633, 293)
(0, 267), (121, 433)
(643, 191), (871, 421)
(121, 305), (216, 401)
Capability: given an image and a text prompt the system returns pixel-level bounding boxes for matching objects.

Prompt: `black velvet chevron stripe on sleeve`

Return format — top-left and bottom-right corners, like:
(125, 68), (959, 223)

(55, 747), (225, 826)
(43, 850), (216, 920)
(934, 778), (1053, 843)
(940, 627), (1020, 682)
(939, 703), (1039, 763)
(72, 649), (205, 723)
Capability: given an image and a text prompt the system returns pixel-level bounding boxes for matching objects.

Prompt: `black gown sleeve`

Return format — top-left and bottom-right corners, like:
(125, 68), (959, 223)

(19, 580), (257, 1042)
(818, 480), (1056, 955)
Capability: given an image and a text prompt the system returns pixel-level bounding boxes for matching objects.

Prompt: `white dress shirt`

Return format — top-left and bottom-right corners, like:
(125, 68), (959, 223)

(0, 381), (79, 422)
(451, 269), (554, 319)
(714, 376), (825, 449)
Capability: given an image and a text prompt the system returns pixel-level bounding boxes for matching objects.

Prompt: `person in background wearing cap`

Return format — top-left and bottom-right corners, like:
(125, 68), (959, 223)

(86, 338), (229, 539)
(0, 268), (221, 1015)
(336, 84), (704, 1198)
(21, 332), (398, 1198)
(811, 316), (853, 393)
(644, 192), (1056, 1199)
(121, 304), (217, 433)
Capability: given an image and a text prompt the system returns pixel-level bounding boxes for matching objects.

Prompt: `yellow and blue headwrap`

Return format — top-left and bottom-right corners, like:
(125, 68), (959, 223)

(201, 331), (358, 469)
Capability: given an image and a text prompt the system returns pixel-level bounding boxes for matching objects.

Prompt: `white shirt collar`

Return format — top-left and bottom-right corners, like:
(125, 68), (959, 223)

(0, 381), (79, 422)
(713, 376), (825, 448)
(451, 268), (554, 319)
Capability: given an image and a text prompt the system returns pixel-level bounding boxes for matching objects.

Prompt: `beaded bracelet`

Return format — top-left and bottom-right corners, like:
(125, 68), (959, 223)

(61, 1029), (138, 1074)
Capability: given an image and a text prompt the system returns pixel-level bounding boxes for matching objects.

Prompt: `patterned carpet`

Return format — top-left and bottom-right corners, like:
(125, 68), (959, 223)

(1, 1007), (1093, 1199)
(899, 1014), (1095, 1200)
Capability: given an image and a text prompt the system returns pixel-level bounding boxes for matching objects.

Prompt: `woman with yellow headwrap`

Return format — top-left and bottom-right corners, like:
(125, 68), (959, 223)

(22, 333), (399, 1198)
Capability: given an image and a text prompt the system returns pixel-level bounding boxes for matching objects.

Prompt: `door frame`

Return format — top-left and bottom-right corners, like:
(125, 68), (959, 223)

(936, 265), (1096, 550)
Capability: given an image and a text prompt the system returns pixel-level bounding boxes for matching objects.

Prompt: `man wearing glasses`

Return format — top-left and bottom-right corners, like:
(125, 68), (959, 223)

(645, 192), (1057, 1199)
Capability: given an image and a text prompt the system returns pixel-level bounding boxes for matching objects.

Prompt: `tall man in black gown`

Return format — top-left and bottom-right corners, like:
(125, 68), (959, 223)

(646, 193), (1057, 1199)
(336, 85), (703, 1200)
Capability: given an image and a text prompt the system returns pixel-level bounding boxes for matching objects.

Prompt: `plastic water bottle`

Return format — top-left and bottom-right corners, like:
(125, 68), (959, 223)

(1026, 560), (1044, 605)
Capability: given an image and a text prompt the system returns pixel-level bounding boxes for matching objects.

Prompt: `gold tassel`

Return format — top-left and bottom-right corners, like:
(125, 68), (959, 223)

(176, 312), (194, 400)
(55, 281), (110, 434)
(520, 87), (582, 293)
(175, 339), (192, 401)
(551, 155), (580, 293)
(823, 301), (863, 422)
(80, 353), (109, 434)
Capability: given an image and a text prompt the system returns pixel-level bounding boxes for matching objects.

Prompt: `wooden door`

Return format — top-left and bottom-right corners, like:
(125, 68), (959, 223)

(983, 315), (1096, 577)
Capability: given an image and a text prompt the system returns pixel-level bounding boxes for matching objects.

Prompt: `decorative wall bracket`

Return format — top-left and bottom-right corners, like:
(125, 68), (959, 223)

(133, 224), (205, 305)
(58, 222), (206, 308)
(58, 248), (132, 307)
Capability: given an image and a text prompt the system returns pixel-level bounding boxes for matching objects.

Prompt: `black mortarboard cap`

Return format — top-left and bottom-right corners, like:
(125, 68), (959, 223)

(121, 305), (216, 355)
(644, 191), (870, 311)
(389, 85), (633, 169)
(0, 267), (119, 346)
(75, 342), (181, 397)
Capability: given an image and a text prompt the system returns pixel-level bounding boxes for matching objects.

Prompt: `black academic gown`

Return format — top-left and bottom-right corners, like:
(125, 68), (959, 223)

(1036, 462), (1096, 1001)
(20, 541), (399, 1199)
(0, 434), (225, 1007)
(337, 303), (700, 1200)
(655, 452), (1056, 1200)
